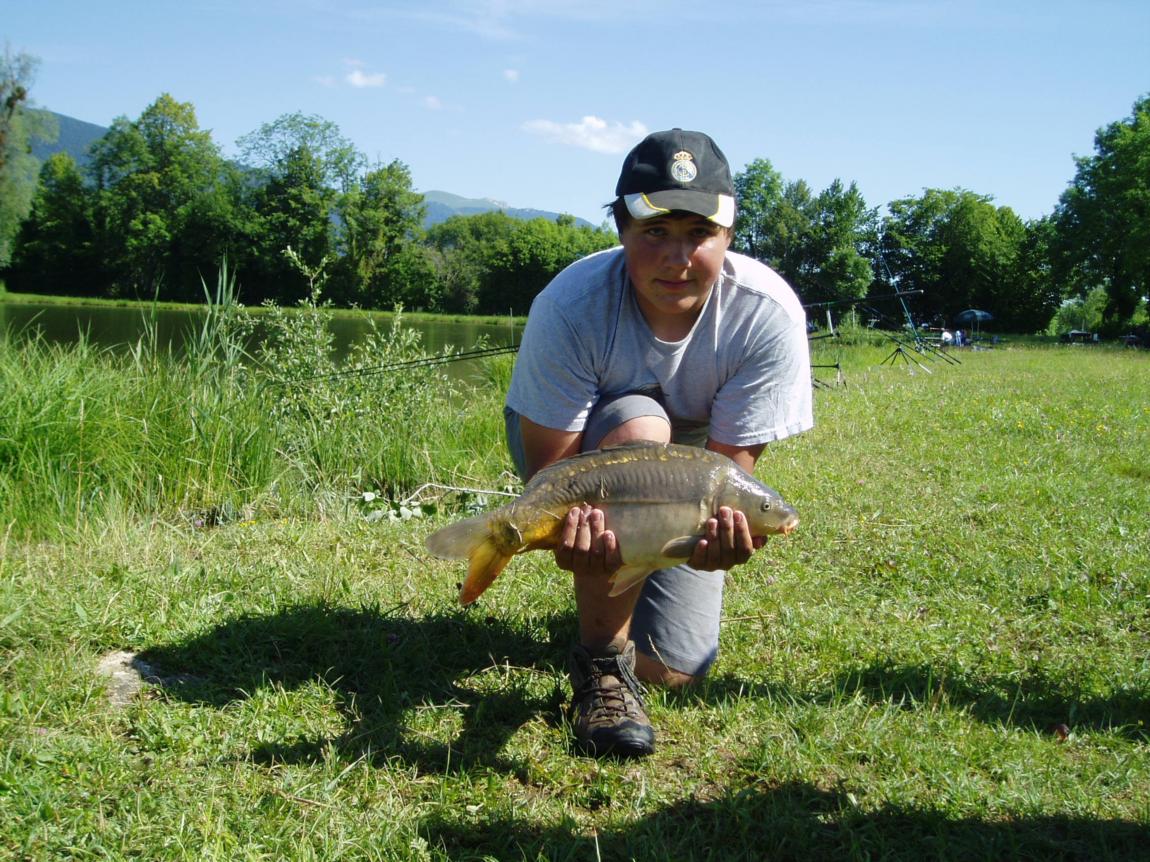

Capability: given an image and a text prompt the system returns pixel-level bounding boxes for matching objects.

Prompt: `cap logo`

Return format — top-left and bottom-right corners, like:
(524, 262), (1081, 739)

(669, 150), (697, 183)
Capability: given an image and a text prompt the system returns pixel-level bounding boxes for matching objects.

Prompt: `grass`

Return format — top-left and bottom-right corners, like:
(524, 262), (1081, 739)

(2, 331), (1149, 860)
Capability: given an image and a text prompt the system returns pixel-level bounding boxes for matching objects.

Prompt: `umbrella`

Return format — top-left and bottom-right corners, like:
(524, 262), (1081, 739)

(954, 309), (993, 324)
(953, 309), (993, 341)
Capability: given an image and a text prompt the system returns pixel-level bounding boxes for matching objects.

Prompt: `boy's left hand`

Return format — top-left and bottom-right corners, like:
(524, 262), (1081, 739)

(689, 507), (766, 571)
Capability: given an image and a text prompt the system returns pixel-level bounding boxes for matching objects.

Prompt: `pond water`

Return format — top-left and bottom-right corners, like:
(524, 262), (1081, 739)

(0, 300), (523, 381)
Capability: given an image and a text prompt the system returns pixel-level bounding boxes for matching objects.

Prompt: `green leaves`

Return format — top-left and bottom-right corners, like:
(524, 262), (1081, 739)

(733, 161), (877, 304)
(1052, 95), (1150, 332)
(879, 189), (1046, 330)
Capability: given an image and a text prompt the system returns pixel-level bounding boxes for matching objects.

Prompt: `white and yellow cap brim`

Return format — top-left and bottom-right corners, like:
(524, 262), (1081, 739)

(623, 190), (736, 228)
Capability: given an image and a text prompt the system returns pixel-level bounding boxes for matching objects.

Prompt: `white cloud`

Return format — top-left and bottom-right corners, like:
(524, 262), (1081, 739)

(347, 68), (387, 88)
(523, 116), (648, 154)
(424, 95), (443, 110)
(503, 68), (520, 83)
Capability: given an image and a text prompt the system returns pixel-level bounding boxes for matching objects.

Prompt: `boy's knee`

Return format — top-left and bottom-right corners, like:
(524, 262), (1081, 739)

(597, 415), (671, 448)
(635, 650), (701, 689)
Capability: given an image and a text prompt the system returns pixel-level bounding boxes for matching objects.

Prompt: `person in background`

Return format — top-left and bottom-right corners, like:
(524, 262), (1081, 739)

(504, 129), (813, 757)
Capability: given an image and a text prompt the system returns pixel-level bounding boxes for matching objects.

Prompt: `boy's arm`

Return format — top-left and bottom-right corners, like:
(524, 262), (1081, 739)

(517, 414), (583, 481)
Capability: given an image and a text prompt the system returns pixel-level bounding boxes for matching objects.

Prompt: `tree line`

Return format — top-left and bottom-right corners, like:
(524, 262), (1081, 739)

(1, 49), (1147, 333)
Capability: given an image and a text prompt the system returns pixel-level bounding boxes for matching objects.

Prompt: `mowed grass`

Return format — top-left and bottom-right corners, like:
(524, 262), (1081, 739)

(2, 339), (1148, 860)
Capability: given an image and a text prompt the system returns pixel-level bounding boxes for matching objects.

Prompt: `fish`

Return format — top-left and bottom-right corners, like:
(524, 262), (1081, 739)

(425, 441), (799, 605)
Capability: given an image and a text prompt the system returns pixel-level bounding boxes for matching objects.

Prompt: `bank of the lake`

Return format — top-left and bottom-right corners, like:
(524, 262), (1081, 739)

(0, 289), (527, 326)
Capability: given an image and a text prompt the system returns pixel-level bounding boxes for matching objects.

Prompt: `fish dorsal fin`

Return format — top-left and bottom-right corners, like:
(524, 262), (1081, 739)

(607, 564), (654, 597)
(659, 535), (701, 559)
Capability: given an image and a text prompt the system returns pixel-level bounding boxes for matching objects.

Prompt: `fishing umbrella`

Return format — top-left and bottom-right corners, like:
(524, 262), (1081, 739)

(954, 309), (993, 339)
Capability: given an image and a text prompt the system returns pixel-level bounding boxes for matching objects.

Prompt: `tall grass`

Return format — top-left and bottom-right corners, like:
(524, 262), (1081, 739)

(0, 267), (494, 540)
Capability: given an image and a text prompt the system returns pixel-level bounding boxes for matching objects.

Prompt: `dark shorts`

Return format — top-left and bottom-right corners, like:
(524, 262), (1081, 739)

(504, 395), (724, 676)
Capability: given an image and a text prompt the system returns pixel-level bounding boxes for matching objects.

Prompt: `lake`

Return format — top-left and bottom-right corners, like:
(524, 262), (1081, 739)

(0, 300), (523, 380)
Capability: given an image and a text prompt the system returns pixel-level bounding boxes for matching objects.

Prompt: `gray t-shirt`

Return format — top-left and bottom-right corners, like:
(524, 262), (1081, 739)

(506, 246), (814, 448)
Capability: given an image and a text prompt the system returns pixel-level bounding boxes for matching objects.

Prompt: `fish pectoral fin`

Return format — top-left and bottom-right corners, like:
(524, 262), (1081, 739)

(659, 535), (702, 559)
(607, 564), (654, 597)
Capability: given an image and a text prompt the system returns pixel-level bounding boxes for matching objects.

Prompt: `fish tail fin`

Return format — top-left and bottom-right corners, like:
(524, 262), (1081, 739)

(425, 516), (514, 605)
(425, 514), (489, 559)
(458, 540), (514, 605)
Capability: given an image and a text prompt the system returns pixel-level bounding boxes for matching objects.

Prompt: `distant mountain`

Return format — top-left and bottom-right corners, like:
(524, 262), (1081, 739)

(30, 111), (107, 167)
(420, 189), (595, 229)
(27, 112), (594, 227)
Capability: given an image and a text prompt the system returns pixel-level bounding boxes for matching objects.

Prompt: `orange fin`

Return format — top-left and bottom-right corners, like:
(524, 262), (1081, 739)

(458, 537), (514, 605)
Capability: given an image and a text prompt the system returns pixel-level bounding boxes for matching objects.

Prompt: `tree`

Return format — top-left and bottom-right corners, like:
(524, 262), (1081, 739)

(0, 46), (57, 267)
(245, 143), (336, 304)
(427, 212), (616, 314)
(733, 158), (785, 262)
(735, 159), (876, 304)
(805, 179), (876, 303)
(878, 188), (1042, 329)
(1052, 94), (1150, 332)
(6, 153), (102, 295)
(87, 93), (236, 299)
(333, 160), (430, 308)
(1012, 217), (1063, 332)
(237, 112), (363, 194)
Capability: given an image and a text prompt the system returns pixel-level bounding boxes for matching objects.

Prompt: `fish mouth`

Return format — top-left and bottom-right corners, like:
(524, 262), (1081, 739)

(779, 517), (799, 536)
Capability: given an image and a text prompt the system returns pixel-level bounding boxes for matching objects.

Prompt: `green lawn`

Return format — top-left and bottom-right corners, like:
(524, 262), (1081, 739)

(2, 339), (1148, 860)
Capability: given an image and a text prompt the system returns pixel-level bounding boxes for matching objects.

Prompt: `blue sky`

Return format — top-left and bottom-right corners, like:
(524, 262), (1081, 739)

(8, 1), (1149, 226)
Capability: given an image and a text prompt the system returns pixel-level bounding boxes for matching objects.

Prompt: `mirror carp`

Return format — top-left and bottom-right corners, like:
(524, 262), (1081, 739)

(425, 441), (799, 605)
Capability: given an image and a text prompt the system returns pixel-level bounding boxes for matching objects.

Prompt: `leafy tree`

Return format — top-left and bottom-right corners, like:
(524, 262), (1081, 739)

(0, 46), (56, 267)
(427, 212), (616, 314)
(805, 179), (876, 303)
(87, 93), (237, 299)
(244, 144), (336, 304)
(1010, 216), (1063, 332)
(237, 112), (363, 194)
(6, 153), (102, 294)
(1052, 94), (1150, 332)
(333, 160), (430, 308)
(878, 188), (1041, 328)
(734, 160), (875, 304)
(733, 158), (785, 262)
(1046, 285), (1111, 336)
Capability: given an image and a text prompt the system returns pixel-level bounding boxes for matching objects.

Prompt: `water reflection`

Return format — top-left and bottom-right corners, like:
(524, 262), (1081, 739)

(0, 300), (522, 380)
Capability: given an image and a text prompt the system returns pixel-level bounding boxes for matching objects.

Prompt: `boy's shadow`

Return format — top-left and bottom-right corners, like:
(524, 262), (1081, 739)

(140, 601), (578, 773)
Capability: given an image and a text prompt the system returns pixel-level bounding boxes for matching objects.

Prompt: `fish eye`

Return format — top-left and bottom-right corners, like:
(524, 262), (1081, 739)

(760, 501), (772, 511)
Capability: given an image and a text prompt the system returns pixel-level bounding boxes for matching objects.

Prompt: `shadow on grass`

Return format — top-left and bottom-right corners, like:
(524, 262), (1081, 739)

(829, 660), (1150, 741)
(140, 601), (578, 773)
(683, 662), (1148, 742)
(419, 779), (1149, 861)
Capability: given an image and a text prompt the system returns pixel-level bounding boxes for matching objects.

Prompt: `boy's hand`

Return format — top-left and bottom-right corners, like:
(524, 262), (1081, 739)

(554, 505), (623, 578)
(689, 507), (765, 571)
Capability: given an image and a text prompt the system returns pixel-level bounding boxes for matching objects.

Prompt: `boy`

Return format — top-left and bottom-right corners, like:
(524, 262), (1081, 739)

(505, 129), (813, 756)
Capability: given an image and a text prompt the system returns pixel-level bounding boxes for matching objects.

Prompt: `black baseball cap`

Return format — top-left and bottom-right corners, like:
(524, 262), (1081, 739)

(615, 129), (735, 228)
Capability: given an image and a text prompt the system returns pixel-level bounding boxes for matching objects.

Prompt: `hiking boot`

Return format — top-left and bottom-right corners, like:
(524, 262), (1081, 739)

(567, 641), (655, 758)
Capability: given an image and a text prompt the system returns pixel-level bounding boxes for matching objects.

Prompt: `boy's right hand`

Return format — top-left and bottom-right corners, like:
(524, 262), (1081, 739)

(554, 505), (623, 578)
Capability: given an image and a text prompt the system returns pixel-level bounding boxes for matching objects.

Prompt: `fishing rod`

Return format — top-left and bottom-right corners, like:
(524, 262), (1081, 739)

(264, 343), (521, 387)
(271, 283), (927, 388)
(802, 289), (924, 310)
